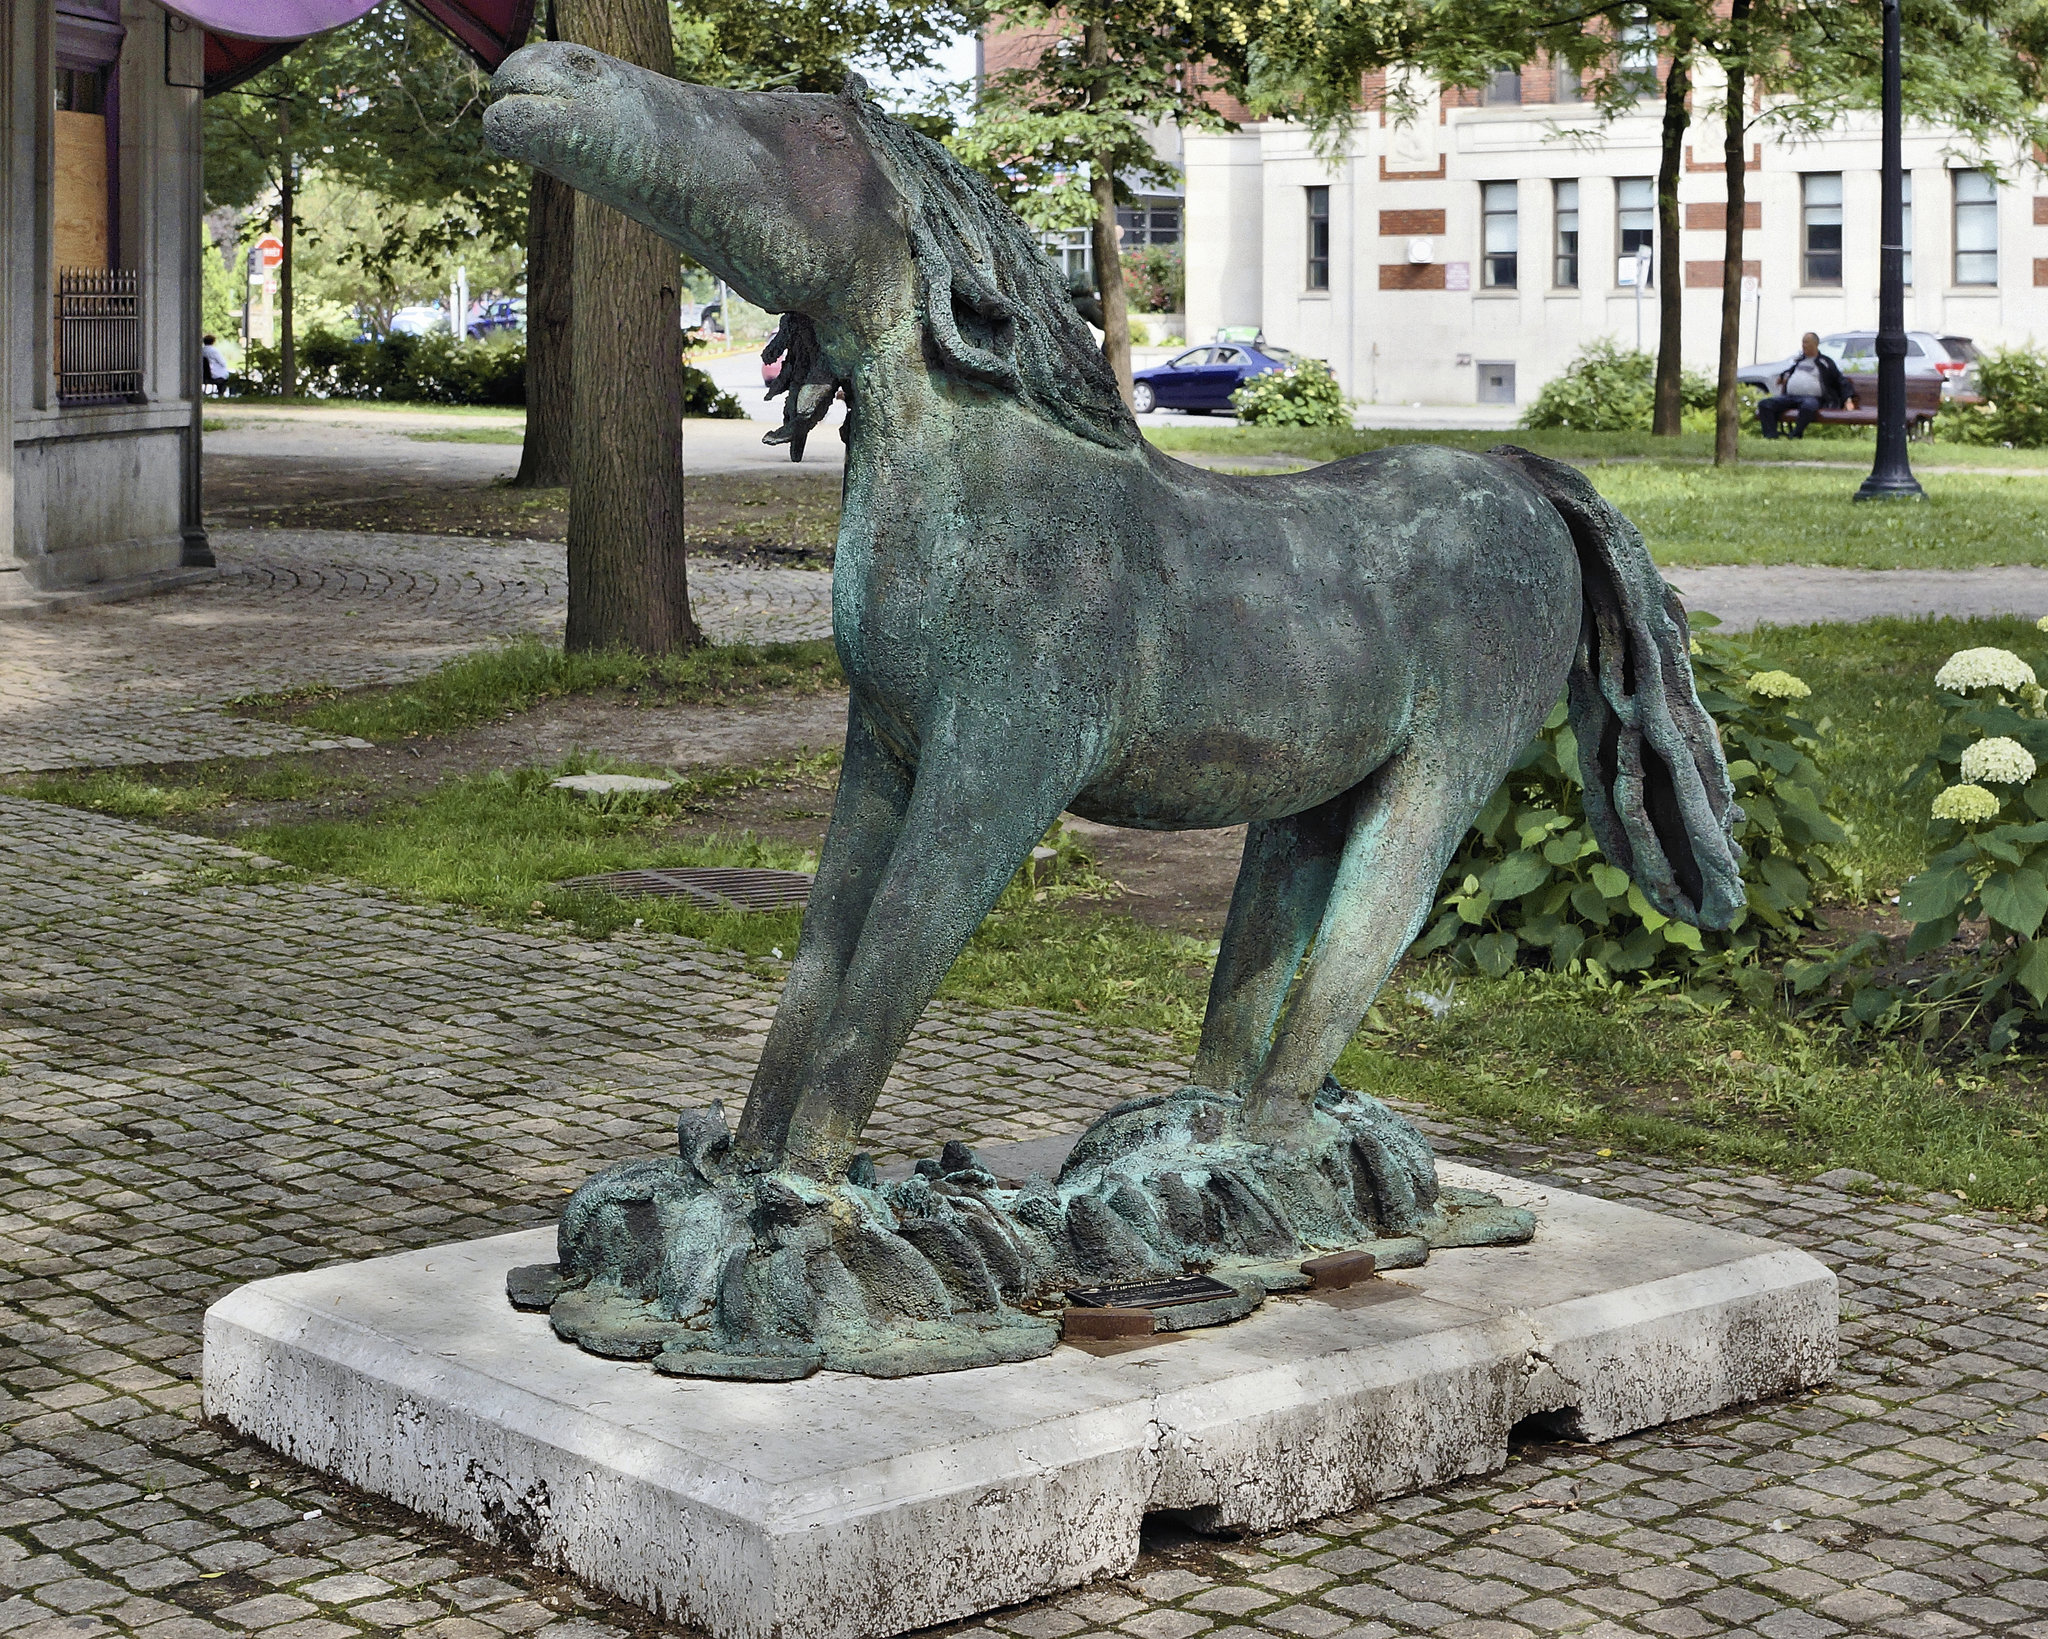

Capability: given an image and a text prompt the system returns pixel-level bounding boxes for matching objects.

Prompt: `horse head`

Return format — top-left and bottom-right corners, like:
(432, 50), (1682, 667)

(484, 43), (1135, 455)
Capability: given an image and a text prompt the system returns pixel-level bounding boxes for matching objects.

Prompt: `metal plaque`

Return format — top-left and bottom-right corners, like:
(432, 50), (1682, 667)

(1063, 1274), (1240, 1310)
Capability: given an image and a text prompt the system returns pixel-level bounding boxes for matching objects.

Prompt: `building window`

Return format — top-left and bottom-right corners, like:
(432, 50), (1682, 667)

(1954, 169), (1997, 285)
(1553, 60), (1582, 102)
(1901, 171), (1913, 286)
(1115, 199), (1181, 248)
(1041, 227), (1091, 285)
(1481, 67), (1521, 106)
(1618, 12), (1658, 96)
(1477, 361), (1517, 403)
(1482, 182), (1518, 288)
(1802, 173), (1843, 286)
(1617, 177), (1654, 284)
(1306, 185), (1330, 290)
(1554, 179), (1580, 287)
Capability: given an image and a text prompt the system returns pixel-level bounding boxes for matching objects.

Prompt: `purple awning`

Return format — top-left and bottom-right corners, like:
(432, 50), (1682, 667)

(168, 0), (536, 94)
(163, 0), (380, 42)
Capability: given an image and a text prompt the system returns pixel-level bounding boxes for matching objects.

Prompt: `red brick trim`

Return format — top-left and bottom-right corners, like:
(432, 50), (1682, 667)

(2034, 196), (2048, 225)
(1379, 263), (1448, 289)
(1380, 156), (1446, 181)
(1685, 202), (1761, 231)
(1685, 144), (1761, 172)
(1685, 259), (1760, 287)
(1379, 208), (1447, 236)
(2034, 257), (2048, 286)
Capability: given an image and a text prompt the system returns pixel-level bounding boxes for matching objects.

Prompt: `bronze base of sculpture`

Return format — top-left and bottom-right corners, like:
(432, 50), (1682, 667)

(509, 1084), (1535, 1381)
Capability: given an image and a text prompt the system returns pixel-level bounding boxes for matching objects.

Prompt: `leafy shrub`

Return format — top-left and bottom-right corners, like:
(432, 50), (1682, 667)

(1936, 345), (2048, 448)
(1122, 244), (1184, 314)
(229, 326), (744, 417)
(1231, 357), (1350, 428)
(1522, 340), (1715, 433)
(1413, 619), (1848, 981)
(1802, 635), (2048, 1049)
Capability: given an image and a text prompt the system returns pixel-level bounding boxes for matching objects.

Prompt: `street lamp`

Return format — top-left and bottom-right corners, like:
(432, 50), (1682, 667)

(1856, 0), (1925, 500)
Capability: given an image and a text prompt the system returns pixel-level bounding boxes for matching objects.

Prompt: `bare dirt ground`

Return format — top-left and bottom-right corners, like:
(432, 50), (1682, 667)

(104, 686), (1248, 933)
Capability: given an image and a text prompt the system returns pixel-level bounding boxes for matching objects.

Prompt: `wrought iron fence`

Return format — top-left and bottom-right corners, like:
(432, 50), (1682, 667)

(55, 267), (142, 403)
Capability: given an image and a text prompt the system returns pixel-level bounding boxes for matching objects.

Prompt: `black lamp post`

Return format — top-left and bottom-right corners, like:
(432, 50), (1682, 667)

(1856, 0), (1926, 500)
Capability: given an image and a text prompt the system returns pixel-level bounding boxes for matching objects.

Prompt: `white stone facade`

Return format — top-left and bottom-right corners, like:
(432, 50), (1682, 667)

(1185, 85), (2044, 408)
(4, 0), (209, 596)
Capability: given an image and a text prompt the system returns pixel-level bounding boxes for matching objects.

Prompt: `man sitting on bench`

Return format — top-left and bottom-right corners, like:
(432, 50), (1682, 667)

(1758, 333), (1856, 439)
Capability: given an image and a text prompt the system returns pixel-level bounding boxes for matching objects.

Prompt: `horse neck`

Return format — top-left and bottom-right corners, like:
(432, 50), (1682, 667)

(839, 329), (1133, 547)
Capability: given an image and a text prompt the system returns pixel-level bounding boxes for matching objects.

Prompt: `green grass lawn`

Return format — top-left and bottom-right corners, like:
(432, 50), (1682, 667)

(233, 636), (842, 741)
(1145, 421), (2048, 469)
(1149, 425), (2048, 569)
(22, 619), (2048, 1213)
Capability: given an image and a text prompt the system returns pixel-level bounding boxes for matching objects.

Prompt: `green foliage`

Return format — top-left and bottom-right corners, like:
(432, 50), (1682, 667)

(232, 327), (526, 404)
(1230, 357), (1351, 428)
(1412, 620), (1848, 983)
(1938, 345), (2048, 449)
(1802, 639), (2048, 1051)
(1521, 341), (1715, 434)
(227, 327), (743, 416)
(1122, 244), (1184, 313)
(236, 636), (842, 741)
(200, 233), (245, 344)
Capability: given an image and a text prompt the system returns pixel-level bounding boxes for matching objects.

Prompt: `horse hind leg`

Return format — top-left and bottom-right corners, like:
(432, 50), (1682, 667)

(1239, 741), (1500, 1143)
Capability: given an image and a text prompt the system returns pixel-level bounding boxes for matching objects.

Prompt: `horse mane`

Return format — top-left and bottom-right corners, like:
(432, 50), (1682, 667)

(820, 83), (1139, 452)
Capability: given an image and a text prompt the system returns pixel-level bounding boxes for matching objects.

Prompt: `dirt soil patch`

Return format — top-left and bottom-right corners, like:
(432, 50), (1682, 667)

(56, 688), (1243, 933)
(206, 466), (842, 567)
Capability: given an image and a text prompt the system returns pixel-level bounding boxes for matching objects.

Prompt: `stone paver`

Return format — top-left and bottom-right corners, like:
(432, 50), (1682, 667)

(2, 794), (2047, 1639)
(0, 530), (830, 774)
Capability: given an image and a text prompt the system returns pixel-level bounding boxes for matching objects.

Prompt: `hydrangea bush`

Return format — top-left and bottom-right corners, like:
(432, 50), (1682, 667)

(1843, 630), (2048, 1047)
(1230, 357), (1352, 428)
(1412, 617), (1848, 983)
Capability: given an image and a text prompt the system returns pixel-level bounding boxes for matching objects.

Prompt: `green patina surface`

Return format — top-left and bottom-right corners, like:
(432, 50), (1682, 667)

(481, 44), (1743, 1378)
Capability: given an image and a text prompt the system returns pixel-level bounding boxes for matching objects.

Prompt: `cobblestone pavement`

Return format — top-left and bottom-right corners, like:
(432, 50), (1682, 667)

(4, 795), (2047, 1639)
(0, 531), (830, 775)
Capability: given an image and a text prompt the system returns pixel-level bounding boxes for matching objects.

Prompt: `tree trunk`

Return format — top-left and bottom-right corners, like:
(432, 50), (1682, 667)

(557, 0), (698, 654)
(1713, 0), (1750, 466)
(1082, 19), (1132, 403)
(1651, 35), (1692, 437)
(279, 102), (296, 400)
(512, 170), (574, 488)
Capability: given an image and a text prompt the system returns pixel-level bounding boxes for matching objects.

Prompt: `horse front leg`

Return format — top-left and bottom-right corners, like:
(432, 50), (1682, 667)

(733, 701), (912, 1167)
(764, 705), (1098, 1179)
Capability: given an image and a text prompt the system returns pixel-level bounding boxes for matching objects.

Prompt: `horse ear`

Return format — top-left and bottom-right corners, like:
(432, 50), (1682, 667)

(840, 71), (871, 101)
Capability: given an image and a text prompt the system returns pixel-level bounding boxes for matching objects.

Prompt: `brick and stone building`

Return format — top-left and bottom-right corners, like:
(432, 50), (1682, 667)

(1184, 68), (2037, 408)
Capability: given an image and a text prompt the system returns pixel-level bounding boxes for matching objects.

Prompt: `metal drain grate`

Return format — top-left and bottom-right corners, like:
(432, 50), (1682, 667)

(558, 866), (814, 911)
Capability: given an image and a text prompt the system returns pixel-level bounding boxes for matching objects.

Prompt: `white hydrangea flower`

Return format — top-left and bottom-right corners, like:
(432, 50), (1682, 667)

(1960, 736), (2037, 785)
(1935, 647), (2037, 693)
(1746, 670), (1811, 700)
(2036, 614), (2048, 633)
(1932, 783), (2002, 823)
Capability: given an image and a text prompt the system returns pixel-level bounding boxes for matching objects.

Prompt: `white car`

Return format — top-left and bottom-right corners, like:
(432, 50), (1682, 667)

(388, 305), (447, 337)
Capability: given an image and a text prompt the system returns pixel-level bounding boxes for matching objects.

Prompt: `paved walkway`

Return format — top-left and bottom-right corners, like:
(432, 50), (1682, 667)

(1665, 566), (2048, 632)
(1, 796), (2044, 1639)
(0, 531), (830, 775)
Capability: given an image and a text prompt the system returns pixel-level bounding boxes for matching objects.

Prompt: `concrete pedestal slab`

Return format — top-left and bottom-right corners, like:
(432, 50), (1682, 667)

(202, 1163), (1836, 1639)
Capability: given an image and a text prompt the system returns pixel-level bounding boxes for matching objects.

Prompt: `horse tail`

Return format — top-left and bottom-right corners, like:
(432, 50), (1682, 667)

(1489, 444), (1746, 931)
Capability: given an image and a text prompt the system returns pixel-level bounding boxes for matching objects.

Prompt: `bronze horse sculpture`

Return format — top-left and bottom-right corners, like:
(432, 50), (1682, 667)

(484, 44), (1745, 1379)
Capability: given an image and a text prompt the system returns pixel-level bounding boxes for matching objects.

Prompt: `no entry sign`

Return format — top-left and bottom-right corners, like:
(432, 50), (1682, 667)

(254, 235), (284, 270)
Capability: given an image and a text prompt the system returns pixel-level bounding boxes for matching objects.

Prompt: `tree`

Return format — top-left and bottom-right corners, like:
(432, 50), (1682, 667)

(204, 12), (528, 395)
(555, 0), (698, 655)
(955, 1), (1253, 400)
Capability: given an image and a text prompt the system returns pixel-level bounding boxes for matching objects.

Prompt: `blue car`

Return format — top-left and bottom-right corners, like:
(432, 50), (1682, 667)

(1130, 340), (1292, 415)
